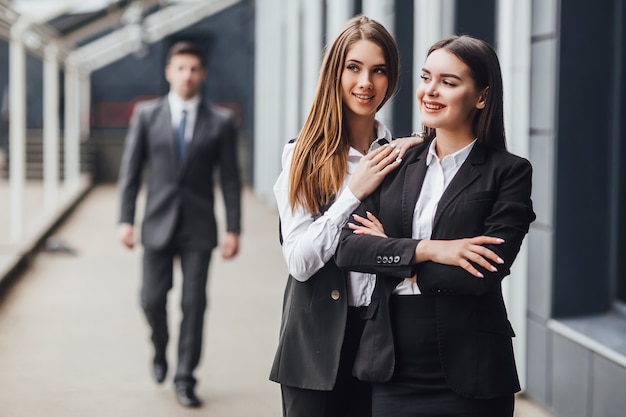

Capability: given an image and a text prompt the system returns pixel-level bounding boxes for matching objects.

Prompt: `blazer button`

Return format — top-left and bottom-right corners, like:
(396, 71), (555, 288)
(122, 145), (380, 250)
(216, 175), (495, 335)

(376, 256), (382, 264)
(393, 255), (400, 263)
(331, 290), (341, 300)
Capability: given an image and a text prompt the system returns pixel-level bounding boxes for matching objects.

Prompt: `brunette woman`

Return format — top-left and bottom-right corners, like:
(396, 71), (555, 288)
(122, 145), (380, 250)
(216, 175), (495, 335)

(335, 35), (536, 416)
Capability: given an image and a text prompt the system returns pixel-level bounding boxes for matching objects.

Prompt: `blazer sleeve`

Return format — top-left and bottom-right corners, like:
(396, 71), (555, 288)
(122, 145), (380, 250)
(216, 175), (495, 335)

(117, 103), (148, 225)
(416, 156), (536, 296)
(218, 113), (242, 234)
(335, 185), (419, 279)
(336, 153), (536, 296)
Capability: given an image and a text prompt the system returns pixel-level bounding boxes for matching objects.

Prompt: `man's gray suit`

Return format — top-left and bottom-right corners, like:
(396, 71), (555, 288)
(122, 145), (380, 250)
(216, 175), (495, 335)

(118, 96), (241, 382)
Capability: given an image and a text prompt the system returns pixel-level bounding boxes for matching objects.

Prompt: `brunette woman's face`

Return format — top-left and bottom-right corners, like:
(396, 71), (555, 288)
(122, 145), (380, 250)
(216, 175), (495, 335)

(416, 49), (486, 135)
(341, 40), (389, 119)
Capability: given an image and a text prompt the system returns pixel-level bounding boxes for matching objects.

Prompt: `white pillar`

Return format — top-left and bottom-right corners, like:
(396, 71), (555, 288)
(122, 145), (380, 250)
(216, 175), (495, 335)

(497, 0), (532, 391)
(362, 0), (395, 130)
(284, 0), (302, 142)
(63, 62), (80, 187)
(43, 42), (60, 212)
(413, 0), (455, 130)
(253, 0), (286, 203)
(301, 0), (323, 123)
(326, 0), (353, 42)
(9, 23), (27, 241)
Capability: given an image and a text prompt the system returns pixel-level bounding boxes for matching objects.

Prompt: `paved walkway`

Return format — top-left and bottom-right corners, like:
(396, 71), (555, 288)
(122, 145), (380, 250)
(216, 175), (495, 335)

(0, 184), (553, 416)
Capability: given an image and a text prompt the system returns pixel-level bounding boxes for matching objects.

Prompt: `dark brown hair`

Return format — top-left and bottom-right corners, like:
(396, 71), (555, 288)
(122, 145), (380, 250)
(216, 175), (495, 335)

(166, 41), (206, 68)
(422, 35), (506, 150)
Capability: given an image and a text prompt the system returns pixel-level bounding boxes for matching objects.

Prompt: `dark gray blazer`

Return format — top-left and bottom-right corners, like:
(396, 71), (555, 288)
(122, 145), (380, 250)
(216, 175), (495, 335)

(335, 140), (536, 399)
(118, 96), (241, 250)
(269, 261), (348, 391)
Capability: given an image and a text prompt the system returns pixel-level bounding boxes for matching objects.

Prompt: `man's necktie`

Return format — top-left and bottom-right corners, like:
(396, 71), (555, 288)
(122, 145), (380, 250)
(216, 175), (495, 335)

(176, 109), (188, 164)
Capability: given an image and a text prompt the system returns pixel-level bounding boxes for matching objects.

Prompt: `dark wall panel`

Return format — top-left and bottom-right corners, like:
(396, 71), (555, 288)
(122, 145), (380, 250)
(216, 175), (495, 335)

(553, 0), (617, 316)
(393, 0), (414, 137)
(455, 0), (496, 47)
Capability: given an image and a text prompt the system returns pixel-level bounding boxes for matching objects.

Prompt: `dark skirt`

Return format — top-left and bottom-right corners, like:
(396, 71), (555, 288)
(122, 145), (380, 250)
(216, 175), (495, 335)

(372, 295), (514, 417)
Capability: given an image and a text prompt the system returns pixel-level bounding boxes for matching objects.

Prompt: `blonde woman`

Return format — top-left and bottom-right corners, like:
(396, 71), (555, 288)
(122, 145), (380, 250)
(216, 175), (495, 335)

(269, 15), (422, 417)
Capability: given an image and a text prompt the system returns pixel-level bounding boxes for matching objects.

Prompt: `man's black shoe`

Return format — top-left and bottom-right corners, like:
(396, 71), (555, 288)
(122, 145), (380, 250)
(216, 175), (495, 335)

(152, 360), (167, 384)
(174, 383), (202, 408)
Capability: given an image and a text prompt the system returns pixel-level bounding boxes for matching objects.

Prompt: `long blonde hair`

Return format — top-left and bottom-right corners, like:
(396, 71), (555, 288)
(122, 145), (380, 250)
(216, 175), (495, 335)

(288, 15), (399, 215)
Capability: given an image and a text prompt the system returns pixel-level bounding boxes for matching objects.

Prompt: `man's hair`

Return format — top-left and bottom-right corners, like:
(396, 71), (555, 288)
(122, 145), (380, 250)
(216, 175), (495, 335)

(166, 41), (206, 68)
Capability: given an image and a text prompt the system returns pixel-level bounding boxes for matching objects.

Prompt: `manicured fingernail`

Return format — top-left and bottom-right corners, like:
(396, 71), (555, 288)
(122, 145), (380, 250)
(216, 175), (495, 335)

(395, 157), (402, 163)
(497, 257), (504, 264)
(395, 148), (401, 153)
(497, 238), (505, 243)
(490, 265), (498, 272)
(477, 273), (484, 278)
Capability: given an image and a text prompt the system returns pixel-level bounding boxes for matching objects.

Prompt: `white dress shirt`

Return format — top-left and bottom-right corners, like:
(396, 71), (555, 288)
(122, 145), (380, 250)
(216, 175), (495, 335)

(273, 121), (392, 307)
(168, 92), (201, 142)
(393, 138), (477, 295)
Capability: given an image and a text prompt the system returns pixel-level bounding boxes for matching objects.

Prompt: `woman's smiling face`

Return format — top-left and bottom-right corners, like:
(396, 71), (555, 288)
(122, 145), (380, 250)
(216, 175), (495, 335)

(417, 48), (487, 135)
(341, 39), (389, 119)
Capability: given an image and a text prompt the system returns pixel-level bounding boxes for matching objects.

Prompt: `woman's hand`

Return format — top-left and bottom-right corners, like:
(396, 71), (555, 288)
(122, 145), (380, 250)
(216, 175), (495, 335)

(347, 211), (387, 237)
(349, 144), (402, 200)
(415, 236), (505, 278)
(389, 132), (425, 160)
(349, 134), (425, 201)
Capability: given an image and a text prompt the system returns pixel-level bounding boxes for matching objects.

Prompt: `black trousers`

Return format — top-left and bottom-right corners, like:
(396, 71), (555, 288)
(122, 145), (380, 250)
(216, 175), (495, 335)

(141, 240), (212, 385)
(281, 306), (371, 417)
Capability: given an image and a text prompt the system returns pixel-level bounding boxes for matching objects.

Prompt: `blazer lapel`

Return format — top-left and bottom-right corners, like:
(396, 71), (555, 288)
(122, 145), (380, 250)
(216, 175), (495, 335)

(432, 144), (487, 229)
(402, 149), (428, 237)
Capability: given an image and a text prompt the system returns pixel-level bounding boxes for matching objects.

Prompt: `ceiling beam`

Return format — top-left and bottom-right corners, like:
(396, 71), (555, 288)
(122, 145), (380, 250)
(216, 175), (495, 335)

(68, 0), (240, 73)
(28, 0), (88, 25)
(61, 0), (161, 46)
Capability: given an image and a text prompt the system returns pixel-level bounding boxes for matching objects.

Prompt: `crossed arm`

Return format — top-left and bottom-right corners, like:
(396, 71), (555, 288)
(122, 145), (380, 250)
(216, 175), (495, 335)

(335, 156), (535, 296)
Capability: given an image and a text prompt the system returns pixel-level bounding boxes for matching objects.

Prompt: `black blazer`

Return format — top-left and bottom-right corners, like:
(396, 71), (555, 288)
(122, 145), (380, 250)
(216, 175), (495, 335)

(269, 261), (348, 390)
(118, 97), (241, 250)
(270, 191), (350, 390)
(335, 140), (536, 399)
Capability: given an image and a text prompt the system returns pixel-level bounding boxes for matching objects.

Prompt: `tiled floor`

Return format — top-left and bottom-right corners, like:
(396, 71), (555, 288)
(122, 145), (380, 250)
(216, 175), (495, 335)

(0, 184), (554, 416)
